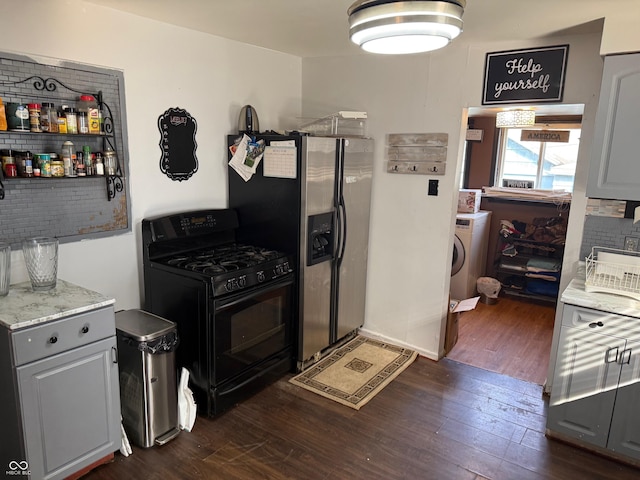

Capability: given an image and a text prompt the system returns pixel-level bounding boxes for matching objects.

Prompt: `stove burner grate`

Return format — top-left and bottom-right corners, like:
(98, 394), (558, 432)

(158, 244), (287, 275)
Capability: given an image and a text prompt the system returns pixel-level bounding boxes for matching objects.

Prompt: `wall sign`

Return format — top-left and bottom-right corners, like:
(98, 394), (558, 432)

(482, 45), (569, 105)
(158, 107), (198, 181)
(521, 130), (570, 143)
(503, 179), (534, 189)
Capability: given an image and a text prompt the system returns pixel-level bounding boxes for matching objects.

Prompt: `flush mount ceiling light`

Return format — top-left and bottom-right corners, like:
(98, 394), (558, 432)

(348, 0), (466, 55)
(495, 110), (536, 128)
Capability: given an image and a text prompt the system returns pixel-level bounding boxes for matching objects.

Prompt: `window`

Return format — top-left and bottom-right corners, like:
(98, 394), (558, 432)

(496, 126), (580, 192)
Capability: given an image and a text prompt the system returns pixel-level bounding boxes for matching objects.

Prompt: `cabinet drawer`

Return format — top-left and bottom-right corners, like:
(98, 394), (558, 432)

(562, 303), (640, 340)
(11, 306), (115, 366)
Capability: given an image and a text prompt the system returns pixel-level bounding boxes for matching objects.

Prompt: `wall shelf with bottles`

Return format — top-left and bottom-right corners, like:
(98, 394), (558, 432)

(0, 75), (125, 202)
(0, 51), (130, 249)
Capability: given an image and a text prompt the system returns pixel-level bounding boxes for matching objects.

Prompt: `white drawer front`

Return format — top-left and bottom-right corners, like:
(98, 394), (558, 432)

(562, 303), (640, 341)
(11, 307), (115, 366)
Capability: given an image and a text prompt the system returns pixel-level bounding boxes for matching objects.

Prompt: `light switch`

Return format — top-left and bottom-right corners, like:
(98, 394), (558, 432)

(428, 179), (438, 196)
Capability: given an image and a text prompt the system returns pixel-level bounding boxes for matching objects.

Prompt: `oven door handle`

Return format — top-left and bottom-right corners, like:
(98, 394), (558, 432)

(214, 275), (294, 310)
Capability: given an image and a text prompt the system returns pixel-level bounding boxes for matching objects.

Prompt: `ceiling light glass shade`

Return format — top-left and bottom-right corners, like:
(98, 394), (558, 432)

(495, 110), (536, 128)
(348, 0), (465, 55)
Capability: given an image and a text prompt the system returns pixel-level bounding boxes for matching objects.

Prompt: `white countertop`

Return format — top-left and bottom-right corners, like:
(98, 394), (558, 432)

(562, 272), (640, 319)
(0, 279), (115, 330)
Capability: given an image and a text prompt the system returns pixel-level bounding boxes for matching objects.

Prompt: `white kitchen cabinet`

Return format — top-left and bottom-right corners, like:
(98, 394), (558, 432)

(0, 281), (120, 480)
(608, 337), (640, 459)
(547, 303), (640, 462)
(587, 53), (640, 200)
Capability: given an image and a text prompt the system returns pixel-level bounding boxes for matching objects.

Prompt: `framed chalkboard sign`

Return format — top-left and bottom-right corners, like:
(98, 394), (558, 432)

(482, 45), (569, 105)
(158, 107), (198, 181)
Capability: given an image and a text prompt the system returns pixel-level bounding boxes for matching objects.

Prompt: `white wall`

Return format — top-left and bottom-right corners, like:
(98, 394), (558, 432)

(2, 0), (301, 310)
(302, 32), (604, 360)
(1, 1), (630, 372)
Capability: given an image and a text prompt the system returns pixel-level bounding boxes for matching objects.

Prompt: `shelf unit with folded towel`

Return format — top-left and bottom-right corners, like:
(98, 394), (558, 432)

(494, 236), (565, 303)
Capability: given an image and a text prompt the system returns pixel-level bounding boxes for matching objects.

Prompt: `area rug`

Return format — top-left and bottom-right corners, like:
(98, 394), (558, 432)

(289, 335), (418, 410)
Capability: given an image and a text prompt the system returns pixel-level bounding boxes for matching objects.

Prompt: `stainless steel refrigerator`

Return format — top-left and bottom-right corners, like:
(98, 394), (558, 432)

(227, 134), (374, 370)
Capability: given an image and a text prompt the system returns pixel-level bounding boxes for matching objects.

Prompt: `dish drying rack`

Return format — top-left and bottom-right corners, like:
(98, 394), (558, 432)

(585, 247), (640, 300)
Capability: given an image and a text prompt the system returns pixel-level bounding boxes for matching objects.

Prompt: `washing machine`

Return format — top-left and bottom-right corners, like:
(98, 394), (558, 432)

(450, 211), (492, 300)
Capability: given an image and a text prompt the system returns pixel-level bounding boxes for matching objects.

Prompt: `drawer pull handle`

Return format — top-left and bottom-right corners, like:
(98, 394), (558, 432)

(589, 321), (604, 328)
(81, 325), (90, 334)
(49, 336), (58, 344)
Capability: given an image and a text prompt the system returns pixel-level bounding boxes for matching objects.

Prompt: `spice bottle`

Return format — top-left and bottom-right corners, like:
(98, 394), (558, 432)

(57, 108), (68, 134)
(28, 103), (42, 132)
(78, 95), (102, 134)
(94, 152), (104, 175)
(37, 153), (51, 177)
(82, 145), (92, 175)
(65, 108), (78, 134)
(75, 151), (86, 176)
(61, 141), (75, 176)
(23, 151), (33, 177)
(77, 111), (89, 134)
(41, 102), (58, 133)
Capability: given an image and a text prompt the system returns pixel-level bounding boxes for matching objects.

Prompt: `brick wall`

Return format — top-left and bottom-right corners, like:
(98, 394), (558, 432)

(580, 215), (640, 258)
(0, 52), (130, 249)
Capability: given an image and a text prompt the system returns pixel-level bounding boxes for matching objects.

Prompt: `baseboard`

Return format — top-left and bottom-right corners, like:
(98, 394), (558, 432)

(357, 328), (440, 361)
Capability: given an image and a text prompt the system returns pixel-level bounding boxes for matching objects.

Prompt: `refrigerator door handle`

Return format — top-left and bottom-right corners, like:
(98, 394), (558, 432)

(337, 197), (347, 266)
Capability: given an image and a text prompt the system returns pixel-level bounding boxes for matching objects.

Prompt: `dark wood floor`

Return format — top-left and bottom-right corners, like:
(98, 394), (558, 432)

(85, 356), (638, 480)
(446, 296), (555, 385)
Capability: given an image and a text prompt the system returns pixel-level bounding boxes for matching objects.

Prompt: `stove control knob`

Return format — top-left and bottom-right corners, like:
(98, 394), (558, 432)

(283, 262), (290, 272)
(275, 264), (284, 276)
(257, 271), (265, 282)
(238, 275), (247, 288)
(225, 278), (239, 291)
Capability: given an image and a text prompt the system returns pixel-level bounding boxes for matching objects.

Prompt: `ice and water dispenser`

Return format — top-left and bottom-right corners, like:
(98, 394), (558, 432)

(307, 212), (334, 265)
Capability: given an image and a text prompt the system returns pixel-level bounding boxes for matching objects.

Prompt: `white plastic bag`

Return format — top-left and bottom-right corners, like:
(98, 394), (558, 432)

(178, 367), (196, 432)
(119, 416), (132, 457)
(477, 277), (501, 298)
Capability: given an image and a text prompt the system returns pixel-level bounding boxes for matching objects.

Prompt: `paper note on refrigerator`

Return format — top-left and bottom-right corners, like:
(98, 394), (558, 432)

(263, 146), (297, 179)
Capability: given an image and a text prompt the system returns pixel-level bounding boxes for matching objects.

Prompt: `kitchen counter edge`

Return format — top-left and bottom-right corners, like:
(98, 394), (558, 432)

(561, 272), (640, 319)
(0, 279), (116, 330)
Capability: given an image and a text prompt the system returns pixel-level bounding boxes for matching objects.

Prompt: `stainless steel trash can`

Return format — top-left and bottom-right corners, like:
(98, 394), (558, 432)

(116, 309), (180, 448)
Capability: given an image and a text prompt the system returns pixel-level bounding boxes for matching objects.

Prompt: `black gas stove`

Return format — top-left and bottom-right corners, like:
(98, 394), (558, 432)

(156, 244), (291, 296)
(141, 208), (295, 416)
(142, 208), (292, 297)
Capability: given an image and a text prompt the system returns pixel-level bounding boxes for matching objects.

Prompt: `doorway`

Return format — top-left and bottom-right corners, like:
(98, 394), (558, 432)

(446, 104), (584, 386)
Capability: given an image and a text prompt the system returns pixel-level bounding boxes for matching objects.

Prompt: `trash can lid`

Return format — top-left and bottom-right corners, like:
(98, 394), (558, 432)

(115, 309), (176, 342)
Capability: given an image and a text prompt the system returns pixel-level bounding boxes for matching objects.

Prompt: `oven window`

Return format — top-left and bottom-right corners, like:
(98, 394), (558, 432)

(214, 282), (292, 382)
